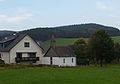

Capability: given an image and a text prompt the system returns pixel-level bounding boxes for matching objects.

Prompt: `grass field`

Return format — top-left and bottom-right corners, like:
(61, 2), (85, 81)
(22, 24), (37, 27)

(111, 36), (120, 43)
(43, 36), (120, 49)
(43, 38), (82, 49)
(0, 65), (120, 84)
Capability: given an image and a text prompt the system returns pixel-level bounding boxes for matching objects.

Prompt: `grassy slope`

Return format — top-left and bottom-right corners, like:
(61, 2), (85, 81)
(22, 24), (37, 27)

(43, 38), (82, 49)
(111, 36), (120, 43)
(0, 65), (120, 84)
(43, 36), (120, 49)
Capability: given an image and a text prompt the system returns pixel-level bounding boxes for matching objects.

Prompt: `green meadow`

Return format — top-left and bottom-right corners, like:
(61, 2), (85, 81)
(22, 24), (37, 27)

(43, 36), (120, 49)
(43, 38), (88, 49)
(0, 65), (120, 84)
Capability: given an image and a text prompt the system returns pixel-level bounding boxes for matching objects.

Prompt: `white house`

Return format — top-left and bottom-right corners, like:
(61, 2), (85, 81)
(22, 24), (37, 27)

(0, 34), (76, 66)
(0, 34), (44, 64)
(43, 46), (76, 66)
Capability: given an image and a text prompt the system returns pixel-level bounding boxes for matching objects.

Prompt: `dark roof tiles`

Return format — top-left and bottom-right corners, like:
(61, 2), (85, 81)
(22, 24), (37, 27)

(44, 46), (76, 57)
(0, 34), (44, 52)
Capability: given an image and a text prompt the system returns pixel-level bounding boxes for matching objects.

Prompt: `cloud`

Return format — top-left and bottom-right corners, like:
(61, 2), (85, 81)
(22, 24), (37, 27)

(0, 7), (34, 23)
(108, 14), (120, 19)
(96, 0), (109, 11)
(0, 13), (34, 23)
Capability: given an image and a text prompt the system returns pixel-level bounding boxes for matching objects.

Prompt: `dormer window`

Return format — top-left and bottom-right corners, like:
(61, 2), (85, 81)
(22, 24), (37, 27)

(24, 42), (30, 47)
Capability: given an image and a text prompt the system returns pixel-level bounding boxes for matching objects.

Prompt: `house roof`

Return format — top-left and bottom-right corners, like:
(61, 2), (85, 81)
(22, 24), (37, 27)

(0, 34), (44, 52)
(0, 36), (16, 44)
(44, 46), (76, 57)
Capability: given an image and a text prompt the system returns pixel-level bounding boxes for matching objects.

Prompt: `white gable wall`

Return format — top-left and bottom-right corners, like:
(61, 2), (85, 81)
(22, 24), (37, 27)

(9, 35), (44, 64)
(43, 57), (50, 64)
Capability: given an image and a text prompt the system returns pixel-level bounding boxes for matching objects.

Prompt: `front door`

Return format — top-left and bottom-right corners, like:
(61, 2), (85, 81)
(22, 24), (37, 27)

(16, 53), (22, 63)
(50, 57), (53, 65)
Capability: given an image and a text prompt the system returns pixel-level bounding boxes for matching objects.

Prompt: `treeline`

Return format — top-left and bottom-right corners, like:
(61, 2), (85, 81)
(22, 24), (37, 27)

(0, 23), (120, 41)
(19, 23), (120, 41)
(72, 30), (120, 67)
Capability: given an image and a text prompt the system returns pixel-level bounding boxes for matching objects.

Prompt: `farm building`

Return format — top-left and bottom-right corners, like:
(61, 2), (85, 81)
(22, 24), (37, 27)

(44, 46), (76, 66)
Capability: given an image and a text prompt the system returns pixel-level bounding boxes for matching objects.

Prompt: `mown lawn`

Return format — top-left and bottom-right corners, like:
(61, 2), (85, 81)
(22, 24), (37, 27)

(0, 65), (120, 84)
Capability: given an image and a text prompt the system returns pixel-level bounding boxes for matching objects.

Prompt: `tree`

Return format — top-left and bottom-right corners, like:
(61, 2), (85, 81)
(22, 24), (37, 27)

(88, 30), (114, 67)
(73, 39), (88, 65)
(114, 43), (120, 62)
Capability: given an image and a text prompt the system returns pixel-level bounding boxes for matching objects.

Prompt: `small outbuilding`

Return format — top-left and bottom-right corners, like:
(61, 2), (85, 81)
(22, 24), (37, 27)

(44, 46), (76, 66)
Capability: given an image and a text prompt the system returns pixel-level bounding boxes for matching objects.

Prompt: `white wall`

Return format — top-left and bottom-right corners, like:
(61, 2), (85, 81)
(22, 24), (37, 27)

(1, 52), (10, 64)
(43, 57), (50, 65)
(44, 57), (76, 66)
(10, 35), (44, 64)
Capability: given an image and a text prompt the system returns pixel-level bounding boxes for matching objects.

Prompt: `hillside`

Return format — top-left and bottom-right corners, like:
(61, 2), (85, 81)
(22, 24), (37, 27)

(19, 23), (120, 41)
(43, 36), (120, 49)
(0, 23), (120, 41)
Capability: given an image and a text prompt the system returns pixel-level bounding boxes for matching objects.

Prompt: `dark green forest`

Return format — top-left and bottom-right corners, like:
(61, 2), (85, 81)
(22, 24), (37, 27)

(0, 23), (120, 41)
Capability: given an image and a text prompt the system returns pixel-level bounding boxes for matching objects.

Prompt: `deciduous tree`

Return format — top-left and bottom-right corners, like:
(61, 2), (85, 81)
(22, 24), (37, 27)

(88, 30), (114, 67)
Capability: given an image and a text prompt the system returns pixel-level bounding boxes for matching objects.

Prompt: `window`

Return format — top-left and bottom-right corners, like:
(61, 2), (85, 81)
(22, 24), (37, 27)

(28, 53), (36, 57)
(16, 53), (22, 58)
(72, 58), (74, 63)
(28, 53), (37, 63)
(63, 58), (65, 63)
(24, 42), (30, 47)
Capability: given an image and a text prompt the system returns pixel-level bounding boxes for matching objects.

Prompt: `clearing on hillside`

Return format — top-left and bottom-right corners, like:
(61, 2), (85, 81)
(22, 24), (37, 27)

(43, 36), (120, 49)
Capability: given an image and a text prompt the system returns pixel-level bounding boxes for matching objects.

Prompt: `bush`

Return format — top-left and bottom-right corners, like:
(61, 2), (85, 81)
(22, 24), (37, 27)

(77, 58), (89, 65)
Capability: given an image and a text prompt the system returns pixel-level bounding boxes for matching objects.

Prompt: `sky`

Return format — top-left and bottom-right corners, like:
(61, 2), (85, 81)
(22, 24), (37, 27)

(0, 0), (120, 31)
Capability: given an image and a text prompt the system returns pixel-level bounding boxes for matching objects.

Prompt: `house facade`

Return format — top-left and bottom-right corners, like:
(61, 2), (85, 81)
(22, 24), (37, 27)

(0, 34), (44, 64)
(0, 34), (76, 66)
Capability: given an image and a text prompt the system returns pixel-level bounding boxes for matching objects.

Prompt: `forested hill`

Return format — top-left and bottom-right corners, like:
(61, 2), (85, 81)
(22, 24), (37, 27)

(0, 23), (120, 41)
(19, 23), (120, 41)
